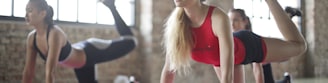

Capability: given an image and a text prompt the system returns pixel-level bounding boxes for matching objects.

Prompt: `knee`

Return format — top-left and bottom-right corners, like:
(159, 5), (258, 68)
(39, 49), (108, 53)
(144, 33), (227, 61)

(121, 36), (138, 49)
(121, 36), (138, 48)
(300, 41), (307, 54)
(295, 40), (307, 55)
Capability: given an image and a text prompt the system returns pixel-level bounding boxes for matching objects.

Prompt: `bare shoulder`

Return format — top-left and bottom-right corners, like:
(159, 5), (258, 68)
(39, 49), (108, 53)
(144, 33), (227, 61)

(49, 25), (67, 38)
(25, 30), (37, 49)
(48, 25), (68, 44)
(50, 25), (65, 34)
(211, 7), (229, 22)
(26, 30), (36, 43)
(211, 7), (231, 36)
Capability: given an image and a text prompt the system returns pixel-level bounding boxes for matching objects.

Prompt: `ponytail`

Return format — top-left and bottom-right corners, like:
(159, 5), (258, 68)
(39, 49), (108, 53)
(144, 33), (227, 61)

(163, 7), (193, 74)
(45, 6), (54, 26)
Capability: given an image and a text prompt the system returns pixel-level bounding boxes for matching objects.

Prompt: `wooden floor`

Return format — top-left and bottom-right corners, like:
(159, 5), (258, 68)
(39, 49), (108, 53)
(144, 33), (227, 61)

(244, 78), (328, 83)
(293, 78), (328, 83)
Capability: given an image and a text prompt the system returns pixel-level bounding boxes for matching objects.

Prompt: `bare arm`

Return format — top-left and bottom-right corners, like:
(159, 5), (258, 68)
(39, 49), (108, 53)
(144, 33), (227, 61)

(22, 31), (37, 83)
(160, 54), (175, 83)
(45, 28), (66, 83)
(252, 63), (264, 83)
(212, 8), (234, 83)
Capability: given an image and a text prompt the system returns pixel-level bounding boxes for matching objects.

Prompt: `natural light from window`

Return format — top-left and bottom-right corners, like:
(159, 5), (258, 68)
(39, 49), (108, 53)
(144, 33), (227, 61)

(0, 0), (12, 16)
(234, 0), (300, 39)
(0, 0), (135, 26)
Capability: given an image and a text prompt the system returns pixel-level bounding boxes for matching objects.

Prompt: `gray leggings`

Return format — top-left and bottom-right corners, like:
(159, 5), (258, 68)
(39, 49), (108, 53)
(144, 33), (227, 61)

(74, 38), (136, 83)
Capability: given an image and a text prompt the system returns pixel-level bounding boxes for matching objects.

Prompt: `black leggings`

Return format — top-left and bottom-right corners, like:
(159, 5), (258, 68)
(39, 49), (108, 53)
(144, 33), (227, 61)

(233, 30), (266, 64)
(263, 63), (275, 83)
(73, 4), (136, 83)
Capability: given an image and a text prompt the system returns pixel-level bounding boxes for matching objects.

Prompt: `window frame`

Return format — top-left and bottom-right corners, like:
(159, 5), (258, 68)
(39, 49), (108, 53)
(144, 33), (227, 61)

(233, 0), (302, 38)
(0, 0), (136, 26)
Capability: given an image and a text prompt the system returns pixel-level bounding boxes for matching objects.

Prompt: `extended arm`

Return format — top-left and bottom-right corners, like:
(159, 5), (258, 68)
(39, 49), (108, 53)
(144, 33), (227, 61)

(160, 54), (175, 83)
(45, 29), (66, 83)
(212, 8), (234, 83)
(22, 31), (38, 83)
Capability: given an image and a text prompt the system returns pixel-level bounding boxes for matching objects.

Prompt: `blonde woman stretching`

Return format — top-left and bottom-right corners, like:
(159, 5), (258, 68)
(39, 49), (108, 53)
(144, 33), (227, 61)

(160, 0), (306, 83)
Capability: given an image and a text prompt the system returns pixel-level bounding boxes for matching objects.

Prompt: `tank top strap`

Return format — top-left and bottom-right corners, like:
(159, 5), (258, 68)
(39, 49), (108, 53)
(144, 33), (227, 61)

(33, 32), (47, 60)
(206, 6), (215, 19)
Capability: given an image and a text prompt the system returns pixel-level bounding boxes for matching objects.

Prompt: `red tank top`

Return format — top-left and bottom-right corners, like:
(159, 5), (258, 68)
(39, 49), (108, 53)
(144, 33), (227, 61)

(191, 6), (246, 66)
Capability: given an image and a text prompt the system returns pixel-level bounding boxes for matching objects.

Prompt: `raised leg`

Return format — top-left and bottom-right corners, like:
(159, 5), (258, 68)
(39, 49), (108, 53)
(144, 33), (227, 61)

(263, 0), (306, 62)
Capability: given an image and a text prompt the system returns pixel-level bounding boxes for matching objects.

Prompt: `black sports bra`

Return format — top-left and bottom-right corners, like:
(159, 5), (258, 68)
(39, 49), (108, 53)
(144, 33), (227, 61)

(33, 26), (71, 61)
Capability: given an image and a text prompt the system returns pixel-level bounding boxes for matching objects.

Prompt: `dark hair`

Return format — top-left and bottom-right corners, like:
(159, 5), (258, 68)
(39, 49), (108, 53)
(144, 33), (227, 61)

(229, 9), (252, 31)
(29, 0), (54, 27)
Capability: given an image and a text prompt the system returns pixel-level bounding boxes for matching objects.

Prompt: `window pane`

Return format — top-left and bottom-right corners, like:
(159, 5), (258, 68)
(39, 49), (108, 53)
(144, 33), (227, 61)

(58, 0), (77, 22)
(13, 0), (29, 17)
(78, 0), (97, 23)
(47, 0), (58, 20)
(3, 0), (134, 26)
(0, 0), (12, 16)
(12, 0), (57, 19)
(116, 0), (134, 25)
(96, 3), (114, 25)
(234, 0), (299, 39)
(234, 0), (252, 19)
(97, 0), (134, 25)
(252, 18), (283, 38)
(252, 0), (270, 19)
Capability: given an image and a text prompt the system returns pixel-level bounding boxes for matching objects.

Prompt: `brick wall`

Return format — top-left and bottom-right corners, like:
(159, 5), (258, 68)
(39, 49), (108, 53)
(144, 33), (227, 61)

(1, 0), (328, 83)
(305, 0), (328, 77)
(0, 21), (142, 83)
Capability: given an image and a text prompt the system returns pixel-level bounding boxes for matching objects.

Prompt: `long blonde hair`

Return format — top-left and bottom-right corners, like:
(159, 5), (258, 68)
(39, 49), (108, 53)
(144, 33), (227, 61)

(163, 7), (194, 73)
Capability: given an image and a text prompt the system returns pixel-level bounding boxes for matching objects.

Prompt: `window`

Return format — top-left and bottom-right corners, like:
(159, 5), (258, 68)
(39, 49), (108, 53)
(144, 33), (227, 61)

(78, 0), (97, 23)
(234, 0), (300, 39)
(47, 0), (58, 20)
(58, 0), (78, 22)
(96, 0), (135, 25)
(14, 0), (29, 17)
(0, 0), (12, 16)
(0, 0), (135, 26)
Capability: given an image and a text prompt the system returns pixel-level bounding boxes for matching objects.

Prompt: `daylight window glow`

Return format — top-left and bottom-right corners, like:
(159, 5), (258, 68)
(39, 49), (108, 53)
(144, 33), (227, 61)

(0, 0), (135, 26)
(234, 0), (300, 39)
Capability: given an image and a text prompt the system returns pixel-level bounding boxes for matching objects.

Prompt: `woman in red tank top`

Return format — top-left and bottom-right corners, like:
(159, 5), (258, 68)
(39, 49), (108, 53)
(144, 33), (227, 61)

(160, 0), (306, 83)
